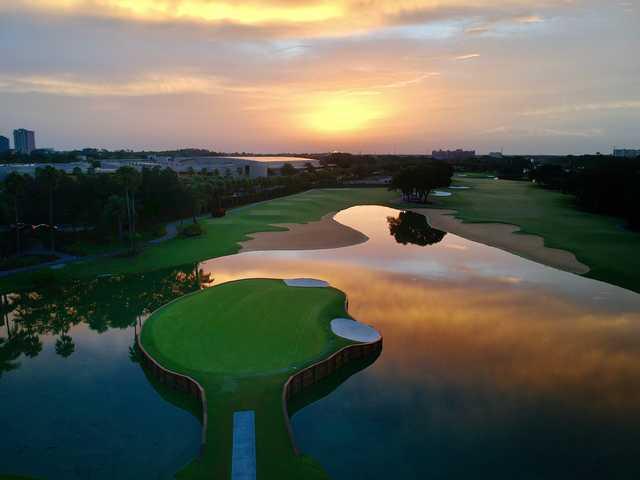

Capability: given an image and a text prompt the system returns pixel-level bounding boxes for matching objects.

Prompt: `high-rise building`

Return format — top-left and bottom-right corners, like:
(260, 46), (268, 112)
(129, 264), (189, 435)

(13, 129), (36, 155)
(0, 135), (9, 153)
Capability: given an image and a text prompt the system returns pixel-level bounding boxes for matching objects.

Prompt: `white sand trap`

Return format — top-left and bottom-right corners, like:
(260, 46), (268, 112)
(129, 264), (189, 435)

(284, 278), (330, 288)
(331, 318), (381, 343)
(449, 186), (470, 190)
(432, 191), (453, 197)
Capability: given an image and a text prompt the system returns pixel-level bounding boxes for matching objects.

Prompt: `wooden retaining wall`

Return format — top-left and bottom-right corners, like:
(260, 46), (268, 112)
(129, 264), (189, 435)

(135, 333), (209, 454)
(281, 338), (383, 455)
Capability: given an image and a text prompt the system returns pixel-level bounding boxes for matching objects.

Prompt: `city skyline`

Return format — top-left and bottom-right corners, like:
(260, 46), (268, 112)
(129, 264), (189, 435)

(1, 1), (639, 154)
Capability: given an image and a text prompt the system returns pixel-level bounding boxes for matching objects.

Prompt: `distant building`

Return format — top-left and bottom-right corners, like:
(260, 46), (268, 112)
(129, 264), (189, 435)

(432, 149), (476, 161)
(13, 129), (36, 155)
(489, 152), (504, 159)
(0, 136), (9, 153)
(613, 148), (640, 158)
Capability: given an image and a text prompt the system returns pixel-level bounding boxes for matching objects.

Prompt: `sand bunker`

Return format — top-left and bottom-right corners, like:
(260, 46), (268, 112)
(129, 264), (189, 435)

(284, 278), (329, 288)
(432, 191), (453, 197)
(331, 318), (381, 343)
(413, 208), (590, 275)
(240, 212), (368, 252)
(449, 186), (470, 190)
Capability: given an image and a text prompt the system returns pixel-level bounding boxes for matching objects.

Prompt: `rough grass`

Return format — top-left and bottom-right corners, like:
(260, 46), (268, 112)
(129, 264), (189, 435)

(141, 279), (355, 480)
(1, 188), (397, 292)
(433, 177), (640, 293)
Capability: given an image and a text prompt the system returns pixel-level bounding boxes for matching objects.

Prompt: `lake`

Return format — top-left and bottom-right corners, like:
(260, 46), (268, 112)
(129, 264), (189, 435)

(2, 205), (640, 478)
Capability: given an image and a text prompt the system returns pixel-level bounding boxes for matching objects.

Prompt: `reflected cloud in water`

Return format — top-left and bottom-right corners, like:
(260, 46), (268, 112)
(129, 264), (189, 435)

(200, 205), (640, 478)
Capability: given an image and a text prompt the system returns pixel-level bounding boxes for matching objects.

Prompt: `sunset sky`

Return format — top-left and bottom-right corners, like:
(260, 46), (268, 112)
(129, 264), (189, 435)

(0, 1), (638, 154)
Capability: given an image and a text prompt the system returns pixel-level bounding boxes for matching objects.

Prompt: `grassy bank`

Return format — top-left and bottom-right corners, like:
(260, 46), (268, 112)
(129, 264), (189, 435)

(1, 188), (396, 292)
(141, 279), (357, 479)
(433, 177), (640, 293)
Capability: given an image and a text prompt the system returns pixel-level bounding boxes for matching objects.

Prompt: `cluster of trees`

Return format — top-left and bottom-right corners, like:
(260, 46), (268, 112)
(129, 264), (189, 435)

(531, 157), (640, 230)
(0, 165), (326, 260)
(389, 162), (454, 203)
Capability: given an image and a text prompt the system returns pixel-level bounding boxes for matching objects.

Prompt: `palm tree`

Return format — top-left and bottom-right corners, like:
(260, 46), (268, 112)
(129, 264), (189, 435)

(103, 195), (127, 240)
(36, 166), (62, 252)
(186, 178), (207, 223)
(4, 172), (26, 255)
(55, 333), (75, 358)
(115, 167), (142, 253)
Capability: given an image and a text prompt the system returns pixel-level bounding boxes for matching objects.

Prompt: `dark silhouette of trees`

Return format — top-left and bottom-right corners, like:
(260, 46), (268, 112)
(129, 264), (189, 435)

(115, 166), (142, 253)
(4, 173), (27, 254)
(530, 164), (568, 190)
(55, 334), (75, 358)
(36, 166), (62, 252)
(281, 163), (296, 176)
(387, 211), (447, 246)
(390, 162), (453, 203)
(530, 156), (640, 230)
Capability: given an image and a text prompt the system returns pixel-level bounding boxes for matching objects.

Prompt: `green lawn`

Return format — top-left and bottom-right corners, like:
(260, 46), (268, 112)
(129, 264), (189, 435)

(141, 279), (356, 480)
(1, 188), (397, 292)
(433, 177), (640, 293)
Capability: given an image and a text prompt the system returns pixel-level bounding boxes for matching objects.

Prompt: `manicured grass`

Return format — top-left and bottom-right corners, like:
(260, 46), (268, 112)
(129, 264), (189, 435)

(141, 279), (356, 480)
(432, 177), (640, 293)
(1, 188), (397, 292)
(143, 279), (350, 375)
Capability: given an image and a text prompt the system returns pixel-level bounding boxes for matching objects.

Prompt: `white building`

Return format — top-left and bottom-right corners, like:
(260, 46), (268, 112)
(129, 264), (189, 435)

(613, 149), (640, 158)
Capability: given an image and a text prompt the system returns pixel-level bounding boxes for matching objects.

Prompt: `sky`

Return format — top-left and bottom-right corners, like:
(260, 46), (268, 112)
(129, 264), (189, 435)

(0, 0), (638, 154)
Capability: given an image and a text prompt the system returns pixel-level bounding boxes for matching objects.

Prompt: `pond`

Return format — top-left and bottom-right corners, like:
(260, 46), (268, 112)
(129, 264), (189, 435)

(200, 205), (640, 479)
(0, 269), (203, 479)
(2, 205), (640, 479)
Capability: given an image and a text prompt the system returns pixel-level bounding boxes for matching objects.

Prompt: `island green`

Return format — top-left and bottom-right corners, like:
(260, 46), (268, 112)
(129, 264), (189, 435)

(140, 278), (359, 480)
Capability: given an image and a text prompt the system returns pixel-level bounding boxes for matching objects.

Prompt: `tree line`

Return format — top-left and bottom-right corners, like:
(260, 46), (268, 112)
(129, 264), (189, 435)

(0, 165), (329, 260)
(530, 157), (640, 230)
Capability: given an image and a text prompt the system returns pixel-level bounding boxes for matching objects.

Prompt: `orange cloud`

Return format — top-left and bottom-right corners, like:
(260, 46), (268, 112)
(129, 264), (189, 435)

(5, 1), (572, 37)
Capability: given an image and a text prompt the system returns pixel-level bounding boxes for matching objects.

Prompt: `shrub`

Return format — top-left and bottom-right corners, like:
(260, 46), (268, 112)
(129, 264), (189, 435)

(179, 223), (204, 237)
(150, 224), (167, 238)
(211, 207), (226, 218)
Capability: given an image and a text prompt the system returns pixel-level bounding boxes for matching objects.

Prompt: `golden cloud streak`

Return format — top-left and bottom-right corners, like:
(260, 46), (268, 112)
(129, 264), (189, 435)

(8, 0), (569, 35)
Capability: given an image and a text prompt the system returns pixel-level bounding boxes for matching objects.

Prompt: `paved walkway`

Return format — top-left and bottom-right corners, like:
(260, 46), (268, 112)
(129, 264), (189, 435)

(0, 194), (294, 279)
(231, 411), (256, 480)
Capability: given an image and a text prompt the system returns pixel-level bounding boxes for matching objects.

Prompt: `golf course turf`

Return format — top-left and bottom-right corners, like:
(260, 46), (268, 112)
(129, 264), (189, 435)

(431, 177), (640, 293)
(140, 278), (372, 479)
(0, 188), (397, 292)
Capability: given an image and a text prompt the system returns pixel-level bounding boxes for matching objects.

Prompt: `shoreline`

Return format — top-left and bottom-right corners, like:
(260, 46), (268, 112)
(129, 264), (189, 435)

(240, 203), (589, 275)
(412, 208), (590, 275)
(240, 212), (369, 252)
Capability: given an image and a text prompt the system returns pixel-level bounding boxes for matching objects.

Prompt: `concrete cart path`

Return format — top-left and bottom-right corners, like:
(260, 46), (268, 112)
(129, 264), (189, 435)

(231, 411), (256, 480)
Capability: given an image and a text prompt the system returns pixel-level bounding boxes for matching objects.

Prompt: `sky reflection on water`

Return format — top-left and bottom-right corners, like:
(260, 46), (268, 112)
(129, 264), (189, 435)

(0, 269), (203, 479)
(201, 205), (640, 479)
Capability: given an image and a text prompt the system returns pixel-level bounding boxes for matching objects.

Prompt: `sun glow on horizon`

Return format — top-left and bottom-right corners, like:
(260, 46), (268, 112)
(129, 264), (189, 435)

(303, 93), (393, 135)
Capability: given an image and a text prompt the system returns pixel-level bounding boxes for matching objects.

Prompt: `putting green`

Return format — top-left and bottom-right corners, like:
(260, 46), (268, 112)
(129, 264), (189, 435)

(142, 279), (352, 376)
(140, 278), (369, 480)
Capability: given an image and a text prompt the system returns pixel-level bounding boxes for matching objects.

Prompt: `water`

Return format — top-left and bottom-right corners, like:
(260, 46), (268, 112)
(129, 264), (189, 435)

(0, 269), (202, 479)
(2, 205), (640, 479)
(199, 205), (640, 479)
